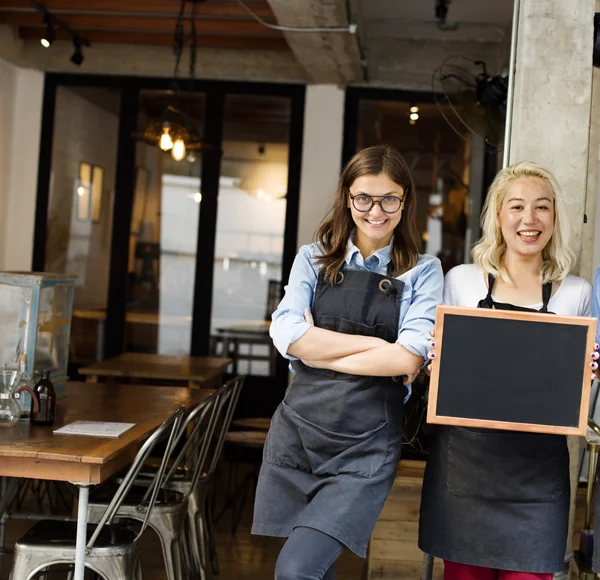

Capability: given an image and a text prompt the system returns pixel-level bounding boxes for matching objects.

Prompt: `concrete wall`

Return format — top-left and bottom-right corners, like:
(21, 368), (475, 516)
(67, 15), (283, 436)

(0, 58), (44, 271)
(296, 84), (345, 248)
(507, 0), (595, 276)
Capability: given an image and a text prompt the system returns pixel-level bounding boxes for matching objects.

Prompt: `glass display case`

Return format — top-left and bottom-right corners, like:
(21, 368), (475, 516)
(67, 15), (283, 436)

(0, 273), (76, 396)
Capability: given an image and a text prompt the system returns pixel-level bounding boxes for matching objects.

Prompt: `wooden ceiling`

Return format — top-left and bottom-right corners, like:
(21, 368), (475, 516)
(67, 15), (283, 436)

(0, 0), (290, 51)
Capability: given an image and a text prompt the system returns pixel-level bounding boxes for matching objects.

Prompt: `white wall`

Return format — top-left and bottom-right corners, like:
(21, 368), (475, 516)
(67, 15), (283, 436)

(0, 58), (43, 271)
(296, 85), (345, 248)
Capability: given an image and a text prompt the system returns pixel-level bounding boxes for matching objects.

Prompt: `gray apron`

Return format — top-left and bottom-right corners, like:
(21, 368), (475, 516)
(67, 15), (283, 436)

(418, 274), (570, 573)
(252, 267), (407, 558)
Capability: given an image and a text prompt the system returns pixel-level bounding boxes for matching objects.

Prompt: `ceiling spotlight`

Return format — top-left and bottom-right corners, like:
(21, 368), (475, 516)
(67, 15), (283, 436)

(70, 36), (84, 66)
(409, 119), (416, 126)
(409, 112), (419, 121)
(410, 105), (419, 113)
(40, 14), (54, 48)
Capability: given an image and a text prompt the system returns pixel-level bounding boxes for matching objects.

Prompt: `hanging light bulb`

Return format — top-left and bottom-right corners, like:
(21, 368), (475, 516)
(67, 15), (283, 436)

(159, 125), (173, 151)
(171, 138), (186, 161)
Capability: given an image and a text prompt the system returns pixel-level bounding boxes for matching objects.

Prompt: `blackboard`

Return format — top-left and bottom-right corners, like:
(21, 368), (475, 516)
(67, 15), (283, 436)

(427, 305), (597, 435)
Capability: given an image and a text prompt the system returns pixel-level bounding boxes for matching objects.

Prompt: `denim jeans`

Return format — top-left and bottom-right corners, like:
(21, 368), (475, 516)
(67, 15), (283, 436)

(275, 526), (346, 580)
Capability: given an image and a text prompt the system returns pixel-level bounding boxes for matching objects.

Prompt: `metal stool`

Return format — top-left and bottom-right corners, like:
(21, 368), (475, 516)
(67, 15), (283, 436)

(9, 406), (185, 580)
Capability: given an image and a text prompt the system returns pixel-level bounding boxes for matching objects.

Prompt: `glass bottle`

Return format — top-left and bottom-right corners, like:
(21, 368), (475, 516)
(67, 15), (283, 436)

(13, 354), (35, 421)
(31, 370), (56, 427)
(0, 373), (20, 427)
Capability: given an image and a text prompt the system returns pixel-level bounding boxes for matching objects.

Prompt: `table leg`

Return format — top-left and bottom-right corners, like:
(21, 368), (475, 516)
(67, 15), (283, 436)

(96, 320), (105, 362)
(73, 483), (90, 580)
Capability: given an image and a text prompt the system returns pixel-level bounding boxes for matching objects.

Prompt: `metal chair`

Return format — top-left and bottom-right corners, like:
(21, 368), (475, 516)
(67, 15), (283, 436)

(141, 375), (245, 579)
(188, 374), (245, 577)
(9, 405), (185, 580)
(89, 375), (245, 580)
(87, 390), (222, 580)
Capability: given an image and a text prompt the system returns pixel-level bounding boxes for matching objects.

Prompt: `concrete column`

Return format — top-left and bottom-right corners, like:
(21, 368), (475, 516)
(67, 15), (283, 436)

(296, 85), (345, 248)
(507, 0), (594, 274)
(506, 1), (595, 573)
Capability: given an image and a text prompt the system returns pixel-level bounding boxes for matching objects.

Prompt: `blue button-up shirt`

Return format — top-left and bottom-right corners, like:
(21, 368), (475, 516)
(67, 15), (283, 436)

(270, 239), (444, 400)
(593, 267), (600, 345)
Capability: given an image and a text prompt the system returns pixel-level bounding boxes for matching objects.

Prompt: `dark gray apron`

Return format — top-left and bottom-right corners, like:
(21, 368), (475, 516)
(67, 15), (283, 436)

(418, 274), (570, 573)
(252, 267), (408, 558)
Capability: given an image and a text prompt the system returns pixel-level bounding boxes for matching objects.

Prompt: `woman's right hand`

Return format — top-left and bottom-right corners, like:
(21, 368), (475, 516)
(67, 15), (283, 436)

(425, 329), (437, 376)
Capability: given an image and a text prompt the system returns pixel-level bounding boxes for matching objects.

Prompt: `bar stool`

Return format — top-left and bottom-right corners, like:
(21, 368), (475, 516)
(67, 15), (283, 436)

(9, 406), (185, 580)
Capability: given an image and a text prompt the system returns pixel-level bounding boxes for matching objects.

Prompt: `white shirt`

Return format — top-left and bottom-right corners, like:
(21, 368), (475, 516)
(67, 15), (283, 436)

(443, 263), (592, 317)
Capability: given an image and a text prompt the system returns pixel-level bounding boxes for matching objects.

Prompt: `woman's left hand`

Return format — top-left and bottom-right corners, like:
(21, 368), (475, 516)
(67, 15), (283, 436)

(591, 343), (599, 376)
(403, 369), (420, 385)
(302, 358), (330, 370)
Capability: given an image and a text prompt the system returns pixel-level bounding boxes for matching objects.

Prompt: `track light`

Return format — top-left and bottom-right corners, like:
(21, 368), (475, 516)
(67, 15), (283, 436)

(40, 14), (54, 48)
(70, 36), (84, 66)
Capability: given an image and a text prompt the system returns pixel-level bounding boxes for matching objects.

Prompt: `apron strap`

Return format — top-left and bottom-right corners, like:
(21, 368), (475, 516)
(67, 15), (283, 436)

(477, 273), (496, 308)
(540, 281), (552, 313)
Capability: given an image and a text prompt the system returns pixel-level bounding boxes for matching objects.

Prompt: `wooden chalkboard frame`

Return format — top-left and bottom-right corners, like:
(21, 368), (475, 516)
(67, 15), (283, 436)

(427, 305), (597, 435)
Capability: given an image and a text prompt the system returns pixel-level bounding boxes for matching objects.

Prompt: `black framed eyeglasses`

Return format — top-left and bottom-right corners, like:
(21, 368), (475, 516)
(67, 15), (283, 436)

(350, 193), (404, 214)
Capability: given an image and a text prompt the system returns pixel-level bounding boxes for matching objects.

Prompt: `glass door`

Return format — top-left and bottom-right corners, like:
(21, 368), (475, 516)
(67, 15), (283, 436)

(124, 89), (205, 355)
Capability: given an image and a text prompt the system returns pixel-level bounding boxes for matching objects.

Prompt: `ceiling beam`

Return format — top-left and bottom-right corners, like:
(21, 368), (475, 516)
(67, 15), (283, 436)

(0, 13), (283, 37)
(0, 0), (276, 19)
(18, 27), (289, 50)
(265, 0), (363, 83)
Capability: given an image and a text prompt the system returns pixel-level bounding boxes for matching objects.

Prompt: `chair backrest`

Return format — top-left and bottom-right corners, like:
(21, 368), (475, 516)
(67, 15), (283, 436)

(87, 405), (185, 548)
(161, 389), (223, 499)
(206, 374), (245, 476)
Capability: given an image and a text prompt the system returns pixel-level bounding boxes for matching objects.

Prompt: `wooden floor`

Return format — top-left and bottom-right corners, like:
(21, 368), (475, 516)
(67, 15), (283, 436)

(0, 476), (590, 579)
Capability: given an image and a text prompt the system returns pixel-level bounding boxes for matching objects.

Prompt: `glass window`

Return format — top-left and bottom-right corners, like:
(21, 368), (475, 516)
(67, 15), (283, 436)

(44, 86), (120, 364)
(357, 99), (474, 270)
(211, 94), (291, 376)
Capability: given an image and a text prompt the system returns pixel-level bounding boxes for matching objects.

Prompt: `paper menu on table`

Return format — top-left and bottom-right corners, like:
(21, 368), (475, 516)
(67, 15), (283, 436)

(53, 421), (136, 438)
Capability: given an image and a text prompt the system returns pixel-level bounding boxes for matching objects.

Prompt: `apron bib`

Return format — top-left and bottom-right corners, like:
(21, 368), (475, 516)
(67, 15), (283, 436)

(418, 274), (570, 573)
(252, 267), (408, 557)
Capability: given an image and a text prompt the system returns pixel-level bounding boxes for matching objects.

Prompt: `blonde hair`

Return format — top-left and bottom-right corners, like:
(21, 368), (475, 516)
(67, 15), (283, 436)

(471, 161), (574, 284)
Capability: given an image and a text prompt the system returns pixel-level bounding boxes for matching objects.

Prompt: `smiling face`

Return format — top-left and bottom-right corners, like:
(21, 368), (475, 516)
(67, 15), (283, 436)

(348, 172), (405, 251)
(497, 176), (555, 258)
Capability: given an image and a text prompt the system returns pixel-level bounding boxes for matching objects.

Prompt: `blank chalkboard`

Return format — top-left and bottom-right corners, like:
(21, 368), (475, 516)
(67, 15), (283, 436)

(427, 306), (597, 435)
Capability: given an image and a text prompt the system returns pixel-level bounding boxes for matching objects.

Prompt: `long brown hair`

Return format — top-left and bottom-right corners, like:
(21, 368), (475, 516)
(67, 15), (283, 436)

(314, 145), (420, 284)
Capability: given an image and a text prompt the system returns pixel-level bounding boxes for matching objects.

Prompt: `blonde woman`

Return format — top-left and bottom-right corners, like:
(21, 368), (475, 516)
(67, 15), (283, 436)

(418, 162), (599, 580)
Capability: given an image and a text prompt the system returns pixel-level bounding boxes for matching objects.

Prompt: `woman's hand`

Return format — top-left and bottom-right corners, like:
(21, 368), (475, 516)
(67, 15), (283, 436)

(301, 358), (330, 370)
(403, 369), (420, 385)
(425, 329), (437, 376)
(591, 343), (599, 378)
(304, 307), (314, 326)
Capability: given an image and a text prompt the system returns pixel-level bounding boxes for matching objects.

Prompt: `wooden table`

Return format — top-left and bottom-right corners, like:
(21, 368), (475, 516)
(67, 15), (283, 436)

(79, 352), (231, 388)
(0, 382), (212, 580)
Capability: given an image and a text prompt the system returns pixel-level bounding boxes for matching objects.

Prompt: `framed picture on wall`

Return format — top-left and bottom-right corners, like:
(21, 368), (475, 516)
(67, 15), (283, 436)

(91, 165), (103, 222)
(76, 162), (104, 222)
(77, 162), (92, 221)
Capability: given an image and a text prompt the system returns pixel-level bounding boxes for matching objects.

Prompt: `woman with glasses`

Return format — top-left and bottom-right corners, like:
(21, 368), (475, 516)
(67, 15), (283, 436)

(252, 145), (443, 579)
(419, 162), (599, 580)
